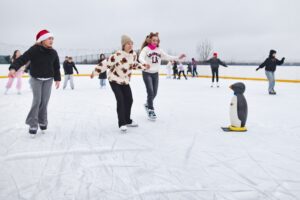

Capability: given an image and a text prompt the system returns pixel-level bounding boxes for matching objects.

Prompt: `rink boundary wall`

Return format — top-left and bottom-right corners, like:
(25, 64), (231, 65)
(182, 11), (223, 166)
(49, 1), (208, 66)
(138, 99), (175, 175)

(1, 74), (300, 83)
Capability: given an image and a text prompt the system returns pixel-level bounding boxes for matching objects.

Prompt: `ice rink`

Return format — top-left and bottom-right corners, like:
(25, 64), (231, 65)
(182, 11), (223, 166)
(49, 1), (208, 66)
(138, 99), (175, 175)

(0, 66), (300, 200)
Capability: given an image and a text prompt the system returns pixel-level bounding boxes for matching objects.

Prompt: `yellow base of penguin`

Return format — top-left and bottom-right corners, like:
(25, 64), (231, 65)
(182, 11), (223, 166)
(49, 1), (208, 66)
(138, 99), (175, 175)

(229, 126), (247, 132)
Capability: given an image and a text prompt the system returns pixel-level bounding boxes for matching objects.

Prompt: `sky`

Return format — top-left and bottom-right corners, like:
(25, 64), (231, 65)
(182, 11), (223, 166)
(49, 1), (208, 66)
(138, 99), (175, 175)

(0, 0), (299, 62)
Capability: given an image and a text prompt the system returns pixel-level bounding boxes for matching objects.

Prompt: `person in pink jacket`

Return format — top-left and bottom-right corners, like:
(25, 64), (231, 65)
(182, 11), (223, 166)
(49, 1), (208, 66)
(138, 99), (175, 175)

(5, 50), (27, 95)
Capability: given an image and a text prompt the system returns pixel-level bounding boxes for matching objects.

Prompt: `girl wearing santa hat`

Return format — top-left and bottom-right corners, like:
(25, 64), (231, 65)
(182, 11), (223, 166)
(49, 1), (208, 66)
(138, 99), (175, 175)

(8, 29), (61, 137)
(90, 35), (150, 133)
(139, 32), (186, 120)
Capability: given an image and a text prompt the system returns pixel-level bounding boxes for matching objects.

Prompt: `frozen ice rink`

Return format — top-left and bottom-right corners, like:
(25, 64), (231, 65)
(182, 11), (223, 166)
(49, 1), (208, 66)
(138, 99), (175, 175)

(0, 65), (300, 200)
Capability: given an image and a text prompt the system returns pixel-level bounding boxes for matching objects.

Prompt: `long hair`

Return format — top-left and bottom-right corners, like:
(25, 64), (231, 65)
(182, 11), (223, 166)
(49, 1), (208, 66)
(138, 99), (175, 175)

(98, 53), (106, 64)
(141, 32), (160, 50)
(11, 50), (20, 62)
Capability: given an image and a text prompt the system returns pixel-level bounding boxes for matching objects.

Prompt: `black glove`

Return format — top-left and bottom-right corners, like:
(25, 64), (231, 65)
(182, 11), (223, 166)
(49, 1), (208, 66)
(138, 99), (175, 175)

(256, 67), (260, 71)
(282, 57), (285, 61)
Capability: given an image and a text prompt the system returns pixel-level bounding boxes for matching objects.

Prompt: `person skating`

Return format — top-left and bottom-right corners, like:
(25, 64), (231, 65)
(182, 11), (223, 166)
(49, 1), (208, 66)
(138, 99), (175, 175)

(191, 58), (198, 77)
(206, 52), (228, 87)
(5, 50), (28, 95)
(139, 32), (186, 120)
(166, 61), (173, 79)
(63, 56), (79, 90)
(98, 53), (107, 88)
(178, 62), (187, 80)
(91, 35), (150, 132)
(173, 61), (179, 80)
(186, 62), (192, 76)
(8, 29), (61, 137)
(256, 49), (285, 95)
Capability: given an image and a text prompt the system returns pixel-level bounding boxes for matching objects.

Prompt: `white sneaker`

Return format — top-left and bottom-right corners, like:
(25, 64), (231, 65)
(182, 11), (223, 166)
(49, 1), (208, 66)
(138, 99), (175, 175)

(127, 121), (138, 127)
(211, 83), (214, 88)
(217, 83), (220, 88)
(4, 89), (8, 95)
(120, 125), (127, 133)
(17, 91), (21, 95)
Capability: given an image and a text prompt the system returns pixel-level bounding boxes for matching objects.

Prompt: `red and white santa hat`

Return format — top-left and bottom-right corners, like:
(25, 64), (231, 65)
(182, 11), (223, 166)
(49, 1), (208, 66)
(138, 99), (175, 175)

(36, 29), (54, 43)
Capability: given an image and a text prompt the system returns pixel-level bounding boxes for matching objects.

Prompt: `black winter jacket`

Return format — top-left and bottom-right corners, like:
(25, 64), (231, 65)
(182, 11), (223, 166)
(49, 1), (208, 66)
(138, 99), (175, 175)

(9, 45), (61, 81)
(258, 57), (285, 72)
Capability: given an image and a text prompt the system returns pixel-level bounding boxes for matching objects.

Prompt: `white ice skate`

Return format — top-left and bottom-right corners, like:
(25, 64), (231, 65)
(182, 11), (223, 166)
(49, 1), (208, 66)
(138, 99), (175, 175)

(120, 125), (127, 133)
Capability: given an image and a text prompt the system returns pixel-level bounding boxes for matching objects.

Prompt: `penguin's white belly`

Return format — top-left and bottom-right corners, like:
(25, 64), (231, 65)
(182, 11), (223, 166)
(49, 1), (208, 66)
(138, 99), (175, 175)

(230, 96), (241, 127)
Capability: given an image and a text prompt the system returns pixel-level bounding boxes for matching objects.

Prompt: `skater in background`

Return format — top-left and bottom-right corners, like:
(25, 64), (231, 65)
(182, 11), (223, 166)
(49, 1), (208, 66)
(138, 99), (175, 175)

(91, 35), (150, 132)
(178, 62), (187, 80)
(166, 60), (173, 79)
(222, 82), (248, 132)
(256, 49), (285, 95)
(8, 29), (61, 136)
(5, 50), (28, 95)
(63, 56), (79, 90)
(186, 62), (192, 76)
(63, 56), (68, 66)
(139, 32), (186, 120)
(98, 53), (107, 88)
(191, 58), (198, 77)
(206, 52), (228, 87)
(173, 61), (179, 79)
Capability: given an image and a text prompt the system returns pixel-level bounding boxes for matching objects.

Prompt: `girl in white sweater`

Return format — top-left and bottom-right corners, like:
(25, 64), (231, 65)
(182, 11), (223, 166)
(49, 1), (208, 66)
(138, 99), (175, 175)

(139, 32), (185, 120)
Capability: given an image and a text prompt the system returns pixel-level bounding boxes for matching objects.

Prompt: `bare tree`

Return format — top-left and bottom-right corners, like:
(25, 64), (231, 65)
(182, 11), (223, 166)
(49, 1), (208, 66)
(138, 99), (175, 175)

(196, 40), (213, 61)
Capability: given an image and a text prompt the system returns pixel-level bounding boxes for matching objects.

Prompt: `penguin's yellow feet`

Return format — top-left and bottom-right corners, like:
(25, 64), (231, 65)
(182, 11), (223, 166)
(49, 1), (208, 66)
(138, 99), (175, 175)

(229, 126), (247, 132)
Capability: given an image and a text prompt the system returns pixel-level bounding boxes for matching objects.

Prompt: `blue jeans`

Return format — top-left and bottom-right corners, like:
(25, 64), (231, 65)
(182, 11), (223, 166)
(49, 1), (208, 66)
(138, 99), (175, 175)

(265, 71), (275, 92)
(100, 79), (106, 87)
(142, 71), (159, 110)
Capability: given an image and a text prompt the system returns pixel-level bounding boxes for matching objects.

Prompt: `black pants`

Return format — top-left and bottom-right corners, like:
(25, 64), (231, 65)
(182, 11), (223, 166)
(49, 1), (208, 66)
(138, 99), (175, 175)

(142, 71), (159, 110)
(178, 70), (187, 79)
(211, 68), (219, 82)
(173, 69), (178, 79)
(110, 82), (133, 127)
(192, 68), (198, 77)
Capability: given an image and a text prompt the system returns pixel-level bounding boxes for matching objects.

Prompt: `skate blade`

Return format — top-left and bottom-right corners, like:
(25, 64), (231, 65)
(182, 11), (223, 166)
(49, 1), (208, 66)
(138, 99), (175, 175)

(148, 117), (157, 121)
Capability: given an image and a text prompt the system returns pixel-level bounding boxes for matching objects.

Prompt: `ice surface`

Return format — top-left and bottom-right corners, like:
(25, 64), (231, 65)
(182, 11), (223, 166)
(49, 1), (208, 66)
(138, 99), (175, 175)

(0, 70), (300, 200)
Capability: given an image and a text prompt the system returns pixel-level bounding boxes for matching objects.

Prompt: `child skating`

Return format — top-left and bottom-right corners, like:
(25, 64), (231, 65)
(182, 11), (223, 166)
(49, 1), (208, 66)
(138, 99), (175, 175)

(139, 32), (186, 120)
(63, 56), (79, 90)
(191, 58), (198, 77)
(5, 50), (28, 95)
(206, 52), (228, 87)
(98, 54), (107, 88)
(91, 35), (150, 132)
(8, 29), (61, 137)
(178, 62), (187, 80)
(166, 61), (173, 79)
(173, 61), (179, 79)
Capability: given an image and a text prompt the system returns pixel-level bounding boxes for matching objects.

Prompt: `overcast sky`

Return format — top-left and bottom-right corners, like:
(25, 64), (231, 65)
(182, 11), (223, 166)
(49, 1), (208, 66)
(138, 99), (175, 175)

(0, 0), (299, 62)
